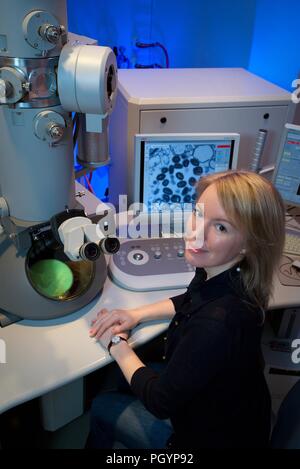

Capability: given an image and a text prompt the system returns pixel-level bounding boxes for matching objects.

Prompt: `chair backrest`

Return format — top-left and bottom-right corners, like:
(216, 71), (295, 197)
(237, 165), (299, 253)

(270, 379), (300, 449)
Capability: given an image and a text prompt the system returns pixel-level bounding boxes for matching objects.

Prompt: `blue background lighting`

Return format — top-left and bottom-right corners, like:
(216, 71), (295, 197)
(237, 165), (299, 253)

(67, 0), (299, 199)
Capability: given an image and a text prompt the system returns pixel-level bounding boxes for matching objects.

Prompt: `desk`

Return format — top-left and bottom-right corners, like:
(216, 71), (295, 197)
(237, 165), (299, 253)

(0, 262), (299, 419)
(0, 273), (181, 418)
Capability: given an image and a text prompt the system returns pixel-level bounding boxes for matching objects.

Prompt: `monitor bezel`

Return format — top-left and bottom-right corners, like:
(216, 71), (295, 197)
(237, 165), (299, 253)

(272, 123), (300, 208)
(133, 132), (240, 208)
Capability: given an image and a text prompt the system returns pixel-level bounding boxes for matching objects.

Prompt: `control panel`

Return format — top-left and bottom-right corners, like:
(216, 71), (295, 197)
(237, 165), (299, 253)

(108, 237), (195, 291)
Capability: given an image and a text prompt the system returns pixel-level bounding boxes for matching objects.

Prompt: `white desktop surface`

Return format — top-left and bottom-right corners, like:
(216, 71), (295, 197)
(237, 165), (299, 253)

(0, 273), (180, 415)
(0, 258), (299, 416)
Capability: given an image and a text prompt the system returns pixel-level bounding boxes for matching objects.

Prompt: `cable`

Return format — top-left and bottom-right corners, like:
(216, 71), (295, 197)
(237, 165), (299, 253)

(155, 42), (170, 68)
(84, 174), (95, 194)
(135, 41), (170, 68)
(135, 63), (163, 69)
(72, 112), (80, 148)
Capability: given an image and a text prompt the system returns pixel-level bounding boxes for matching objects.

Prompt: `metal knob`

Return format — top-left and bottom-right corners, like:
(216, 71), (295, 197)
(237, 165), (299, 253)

(34, 110), (66, 143)
(47, 123), (64, 141)
(39, 24), (61, 44)
(133, 252), (144, 261)
(22, 81), (31, 93)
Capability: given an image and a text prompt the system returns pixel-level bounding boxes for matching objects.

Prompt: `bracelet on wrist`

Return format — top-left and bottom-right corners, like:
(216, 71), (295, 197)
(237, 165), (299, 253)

(107, 335), (127, 355)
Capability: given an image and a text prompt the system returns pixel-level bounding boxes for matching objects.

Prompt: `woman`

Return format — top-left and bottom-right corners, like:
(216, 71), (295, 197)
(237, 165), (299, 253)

(87, 170), (285, 449)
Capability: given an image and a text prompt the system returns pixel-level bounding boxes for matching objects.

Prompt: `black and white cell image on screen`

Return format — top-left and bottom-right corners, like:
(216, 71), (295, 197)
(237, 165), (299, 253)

(143, 141), (231, 211)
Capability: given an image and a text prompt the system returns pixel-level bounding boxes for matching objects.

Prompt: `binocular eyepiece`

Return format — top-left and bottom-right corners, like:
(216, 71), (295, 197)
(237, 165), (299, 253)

(79, 237), (120, 261)
(80, 242), (101, 261)
(99, 237), (120, 255)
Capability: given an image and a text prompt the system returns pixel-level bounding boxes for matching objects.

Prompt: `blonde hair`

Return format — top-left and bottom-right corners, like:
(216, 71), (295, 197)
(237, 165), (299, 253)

(196, 170), (285, 312)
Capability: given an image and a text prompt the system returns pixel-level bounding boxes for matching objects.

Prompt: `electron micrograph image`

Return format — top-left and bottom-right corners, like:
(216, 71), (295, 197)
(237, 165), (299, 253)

(143, 140), (231, 211)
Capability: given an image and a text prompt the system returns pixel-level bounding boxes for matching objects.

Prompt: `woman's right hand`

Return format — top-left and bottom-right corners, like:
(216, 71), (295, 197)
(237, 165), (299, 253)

(89, 308), (141, 340)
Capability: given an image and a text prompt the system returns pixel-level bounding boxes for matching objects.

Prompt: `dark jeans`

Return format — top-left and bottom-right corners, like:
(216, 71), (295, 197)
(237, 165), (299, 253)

(86, 362), (172, 449)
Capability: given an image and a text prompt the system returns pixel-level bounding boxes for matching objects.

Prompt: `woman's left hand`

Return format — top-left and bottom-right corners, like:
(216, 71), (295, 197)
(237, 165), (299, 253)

(90, 309), (129, 350)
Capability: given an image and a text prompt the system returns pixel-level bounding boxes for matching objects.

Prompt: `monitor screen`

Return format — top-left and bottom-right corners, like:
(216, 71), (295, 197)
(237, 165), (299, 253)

(134, 133), (240, 212)
(273, 123), (300, 207)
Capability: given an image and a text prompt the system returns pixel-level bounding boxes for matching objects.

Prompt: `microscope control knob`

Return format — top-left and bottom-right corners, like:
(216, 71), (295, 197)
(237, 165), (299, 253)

(22, 81), (31, 93)
(177, 250), (185, 258)
(39, 24), (61, 44)
(23, 10), (65, 52)
(34, 110), (66, 143)
(47, 123), (65, 141)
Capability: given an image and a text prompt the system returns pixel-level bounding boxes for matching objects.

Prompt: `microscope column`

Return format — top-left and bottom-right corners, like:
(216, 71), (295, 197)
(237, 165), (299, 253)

(0, 0), (75, 222)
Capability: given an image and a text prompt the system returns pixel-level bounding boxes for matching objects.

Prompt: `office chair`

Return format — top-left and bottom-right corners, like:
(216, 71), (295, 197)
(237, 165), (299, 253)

(270, 379), (300, 449)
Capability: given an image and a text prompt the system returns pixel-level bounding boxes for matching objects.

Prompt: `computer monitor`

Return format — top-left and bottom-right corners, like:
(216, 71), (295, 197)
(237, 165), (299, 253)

(273, 123), (300, 207)
(133, 133), (240, 213)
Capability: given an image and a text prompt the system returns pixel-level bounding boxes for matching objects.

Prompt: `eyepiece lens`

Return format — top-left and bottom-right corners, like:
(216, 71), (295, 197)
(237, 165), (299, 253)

(81, 242), (100, 261)
(104, 237), (120, 254)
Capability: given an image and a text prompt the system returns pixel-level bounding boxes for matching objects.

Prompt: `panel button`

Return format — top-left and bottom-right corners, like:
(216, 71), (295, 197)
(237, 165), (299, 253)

(133, 252), (144, 261)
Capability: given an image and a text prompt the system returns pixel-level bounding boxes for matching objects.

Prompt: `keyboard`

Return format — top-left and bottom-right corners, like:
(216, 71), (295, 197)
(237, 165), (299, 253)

(284, 229), (300, 256)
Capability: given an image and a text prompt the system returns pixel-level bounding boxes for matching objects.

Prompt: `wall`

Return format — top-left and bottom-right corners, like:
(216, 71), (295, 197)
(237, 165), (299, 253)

(67, 0), (256, 69)
(66, 0), (257, 198)
(67, 0), (299, 90)
(248, 0), (300, 92)
(191, 0), (256, 68)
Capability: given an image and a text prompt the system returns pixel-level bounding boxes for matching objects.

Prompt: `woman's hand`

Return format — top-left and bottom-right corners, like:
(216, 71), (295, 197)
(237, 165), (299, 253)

(90, 300), (175, 340)
(90, 308), (129, 350)
(89, 308), (139, 340)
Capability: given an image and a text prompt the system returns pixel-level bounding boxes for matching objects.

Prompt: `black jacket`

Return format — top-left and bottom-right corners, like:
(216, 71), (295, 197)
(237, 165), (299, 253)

(130, 265), (271, 449)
